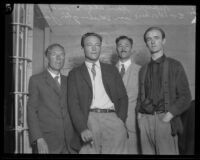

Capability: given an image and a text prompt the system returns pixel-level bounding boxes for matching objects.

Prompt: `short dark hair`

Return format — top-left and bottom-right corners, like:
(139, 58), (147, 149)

(144, 26), (165, 43)
(81, 32), (102, 48)
(45, 43), (65, 56)
(115, 35), (133, 46)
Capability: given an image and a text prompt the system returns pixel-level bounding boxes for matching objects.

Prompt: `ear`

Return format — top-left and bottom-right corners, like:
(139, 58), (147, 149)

(162, 38), (166, 45)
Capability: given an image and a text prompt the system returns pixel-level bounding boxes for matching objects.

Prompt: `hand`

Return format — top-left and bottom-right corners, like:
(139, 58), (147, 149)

(37, 138), (49, 154)
(81, 129), (93, 143)
(162, 112), (174, 123)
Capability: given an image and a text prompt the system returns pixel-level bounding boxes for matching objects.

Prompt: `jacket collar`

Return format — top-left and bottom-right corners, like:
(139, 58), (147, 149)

(43, 69), (64, 96)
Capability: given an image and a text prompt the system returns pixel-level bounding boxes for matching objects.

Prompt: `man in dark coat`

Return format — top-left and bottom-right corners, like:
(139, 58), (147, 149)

(67, 32), (128, 154)
(27, 44), (78, 154)
(136, 27), (191, 154)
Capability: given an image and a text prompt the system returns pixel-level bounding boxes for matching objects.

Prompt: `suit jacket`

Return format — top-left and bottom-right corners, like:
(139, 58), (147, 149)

(27, 70), (77, 153)
(116, 60), (140, 132)
(179, 100), (195, 155)
(136, 57), (192, 135)
(67, 62), (128, 150)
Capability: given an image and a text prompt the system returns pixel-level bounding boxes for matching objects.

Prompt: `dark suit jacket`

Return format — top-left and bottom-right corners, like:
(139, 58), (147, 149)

(27, 70), (77, 153)
(136, 57), (192, 135)
(67, 62), (128, 151)
(179, 100), (195, 155)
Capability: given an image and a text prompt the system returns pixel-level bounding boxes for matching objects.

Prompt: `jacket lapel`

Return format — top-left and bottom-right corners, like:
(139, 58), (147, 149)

(43, 70), (61, 96)
(60, 75), (67, 96)
(80, 63), (92, 90)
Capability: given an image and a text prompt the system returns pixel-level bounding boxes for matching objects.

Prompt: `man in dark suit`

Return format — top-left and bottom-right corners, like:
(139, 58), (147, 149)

(27, 44), (77, 154)
(67, 32), (128, 154)
(136, 27), (191, 154)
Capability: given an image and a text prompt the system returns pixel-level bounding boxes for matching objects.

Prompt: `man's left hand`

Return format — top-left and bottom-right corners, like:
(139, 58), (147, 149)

(162, 112), (174, 122)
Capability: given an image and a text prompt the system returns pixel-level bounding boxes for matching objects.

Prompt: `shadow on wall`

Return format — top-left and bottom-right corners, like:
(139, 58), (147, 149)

(134, 48), (150, 66)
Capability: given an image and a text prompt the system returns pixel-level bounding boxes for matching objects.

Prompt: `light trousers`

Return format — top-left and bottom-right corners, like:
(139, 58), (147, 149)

(79, 112), (128, 154)
(138, 113), (179, 155)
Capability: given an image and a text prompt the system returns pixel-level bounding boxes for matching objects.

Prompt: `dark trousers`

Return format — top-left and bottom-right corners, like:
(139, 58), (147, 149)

(31, 141), (69, 154)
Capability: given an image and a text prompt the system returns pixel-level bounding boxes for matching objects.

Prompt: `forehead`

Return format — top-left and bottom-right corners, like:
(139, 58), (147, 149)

(49, 46), (65, 53)
(146, 29), (162, 38)
(118, 38), (131, 44)
(84, 36), (101, 43)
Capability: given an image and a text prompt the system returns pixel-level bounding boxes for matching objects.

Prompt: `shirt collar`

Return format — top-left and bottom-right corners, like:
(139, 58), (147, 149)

(47, 68), (61, 79)
(85, 60), (100, 69)
(119, 58), (131, 68)
(150, 54), (166, 64)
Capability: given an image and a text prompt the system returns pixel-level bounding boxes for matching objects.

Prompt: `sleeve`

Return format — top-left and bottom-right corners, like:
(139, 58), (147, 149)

(168, 62), (192, 116)
(135, 68), (142, 113)
(27, 76), (43, 144)
(114, 67), (128, 122)
(67, 71), (88, 135)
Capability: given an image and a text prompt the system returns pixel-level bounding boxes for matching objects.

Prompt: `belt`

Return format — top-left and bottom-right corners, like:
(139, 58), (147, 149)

(89, 108), (115, 113)
(140, 110), (165, 115)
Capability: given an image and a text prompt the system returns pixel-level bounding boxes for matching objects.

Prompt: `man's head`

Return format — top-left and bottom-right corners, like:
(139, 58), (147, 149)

(45, 43), (65, 72)
(116, 36), (133, 62)
(144, 26), (166, 54)
(81, 32), (102, 62)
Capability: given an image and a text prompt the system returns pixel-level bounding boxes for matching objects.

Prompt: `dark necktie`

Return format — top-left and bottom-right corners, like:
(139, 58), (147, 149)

(120, 64), (125, 78)
(54, 76), (60, 88)
(91, 63), (96, 80)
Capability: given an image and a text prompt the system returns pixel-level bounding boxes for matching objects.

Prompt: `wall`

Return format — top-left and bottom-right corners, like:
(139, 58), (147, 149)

(32, 5), (49, 75)
(47, 5), (195, 99)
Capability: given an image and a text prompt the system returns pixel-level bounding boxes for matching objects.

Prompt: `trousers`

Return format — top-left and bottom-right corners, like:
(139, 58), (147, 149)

(138, 113), (179, 155)
(79, 112), (128, 154)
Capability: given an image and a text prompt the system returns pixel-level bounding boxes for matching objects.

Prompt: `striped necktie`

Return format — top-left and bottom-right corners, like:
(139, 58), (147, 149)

(120, 64), (125, 78)
(54, 76), (60, 88)
(91, 63), (96, 80)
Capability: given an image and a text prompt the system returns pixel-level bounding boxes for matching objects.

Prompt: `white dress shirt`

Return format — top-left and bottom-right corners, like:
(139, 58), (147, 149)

(85, 60), (114, 110)
(118, 58), (132, 73)
(47, 68), (61, 85)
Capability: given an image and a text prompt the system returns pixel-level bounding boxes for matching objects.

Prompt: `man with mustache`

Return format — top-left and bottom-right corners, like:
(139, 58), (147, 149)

(115, 35), (141, 154)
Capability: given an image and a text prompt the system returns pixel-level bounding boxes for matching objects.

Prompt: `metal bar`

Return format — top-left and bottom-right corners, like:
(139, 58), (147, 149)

(20, 5), (25, 153)
(14, 4), (20, 154)
(6, 126), (29, 131)
(11, 23), (32, 30)
(10, 92), (29, 95)
(23, 4), (28, 153)
(9, 56), (32, 62)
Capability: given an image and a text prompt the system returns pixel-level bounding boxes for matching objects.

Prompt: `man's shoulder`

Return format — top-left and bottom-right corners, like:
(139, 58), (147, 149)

(130, 62), (141, 70)
(166, 57), (182, 66)
(68, 63), (85, 74)
(139, 62), (149, 72)
(30, 70), (46, 80)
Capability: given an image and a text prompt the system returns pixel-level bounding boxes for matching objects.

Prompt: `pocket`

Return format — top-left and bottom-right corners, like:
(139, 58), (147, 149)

(157, 113), (170, 124)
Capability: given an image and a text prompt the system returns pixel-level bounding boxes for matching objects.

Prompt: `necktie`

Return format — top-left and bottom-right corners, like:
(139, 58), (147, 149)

(54, 76), (60, 88)
(120, 64), (125, 78)
(91, 63), (96, 80)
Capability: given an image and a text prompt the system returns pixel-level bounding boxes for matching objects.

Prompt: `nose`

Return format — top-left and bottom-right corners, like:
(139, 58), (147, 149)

(56, 55), (64, 60)
(122, 46), (126, 51)
(91, 45), (97, 51)
(151, 40), (155, 45)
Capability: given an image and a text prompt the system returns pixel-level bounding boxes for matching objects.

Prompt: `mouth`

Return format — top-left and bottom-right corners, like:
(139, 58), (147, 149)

(91, 52), (97, 55)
